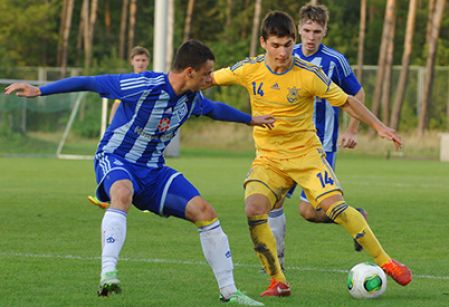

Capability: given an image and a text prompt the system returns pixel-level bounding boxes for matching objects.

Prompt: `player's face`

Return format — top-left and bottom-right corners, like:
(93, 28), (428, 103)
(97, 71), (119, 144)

(260, 35), (295, 71)
(188, 59), (214, 91)
(299, 20), (326, 56)
(131, 54), (149, 73)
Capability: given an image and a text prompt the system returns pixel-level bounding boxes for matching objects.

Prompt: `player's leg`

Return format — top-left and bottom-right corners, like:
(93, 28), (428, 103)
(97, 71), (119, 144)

(298, 152), (336, 223)
(299, 151), (367, 252)
(267, 185), (295, 270)
(245, 162), (292, 296)
(94, 154), (135, 296)
(299, 149), (412, 286)
(318, 193), (412, 286)
(158, 171), (263, 305)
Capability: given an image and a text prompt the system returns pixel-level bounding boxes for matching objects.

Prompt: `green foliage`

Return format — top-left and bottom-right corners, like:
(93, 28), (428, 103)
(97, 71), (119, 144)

(0, 0), (448, 133)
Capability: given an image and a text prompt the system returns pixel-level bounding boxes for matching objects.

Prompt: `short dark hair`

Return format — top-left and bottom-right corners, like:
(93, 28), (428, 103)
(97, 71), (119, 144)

(171, 39), (215, 72)
(299, 3), (329, 28)
(260, 11), (296, 41)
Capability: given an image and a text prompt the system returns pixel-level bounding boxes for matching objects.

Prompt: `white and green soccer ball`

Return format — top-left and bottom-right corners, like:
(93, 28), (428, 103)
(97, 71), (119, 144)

(347, 262), (387, 299)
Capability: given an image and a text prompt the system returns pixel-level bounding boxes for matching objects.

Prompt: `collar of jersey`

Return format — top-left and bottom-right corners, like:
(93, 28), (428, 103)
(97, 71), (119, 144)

(296, 43), (324, 60)
(264, 56), (294, 76)
(164, 73), (187, 100)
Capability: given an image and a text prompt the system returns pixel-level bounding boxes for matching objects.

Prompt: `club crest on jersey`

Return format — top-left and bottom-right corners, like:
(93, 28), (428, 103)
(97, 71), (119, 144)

(287, 86), (300, 103)
(157, 118), (171, 132)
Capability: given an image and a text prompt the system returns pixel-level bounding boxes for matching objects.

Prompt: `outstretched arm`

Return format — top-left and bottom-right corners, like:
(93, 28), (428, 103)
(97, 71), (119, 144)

(341, 95), (401, 149)
(4, 83), (41, 97)
(202, 100), (274, 129)
(340, 88), (365, 149)
(4, 76), (99, 97)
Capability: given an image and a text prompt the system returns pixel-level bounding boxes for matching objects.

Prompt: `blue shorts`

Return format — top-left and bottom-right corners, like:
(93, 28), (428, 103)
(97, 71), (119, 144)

(94, 152), (200, 219)
(285, 151), (336, 202)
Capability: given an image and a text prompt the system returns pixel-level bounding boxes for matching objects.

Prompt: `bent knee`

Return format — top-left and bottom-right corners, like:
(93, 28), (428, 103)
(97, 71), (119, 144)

(110, 180), (133, 208)
(299, 201), (317, 221)
(185, 196), (217, 222)
(245, 194), (271, 217)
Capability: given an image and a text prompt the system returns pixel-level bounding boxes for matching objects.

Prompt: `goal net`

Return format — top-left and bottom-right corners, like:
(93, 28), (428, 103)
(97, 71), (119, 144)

(0, 80), (180, 159)
(0, 80), (103, 159)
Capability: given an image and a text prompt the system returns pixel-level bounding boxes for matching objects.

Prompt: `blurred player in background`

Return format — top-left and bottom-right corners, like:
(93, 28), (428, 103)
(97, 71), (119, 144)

(212, 10), (412, 297)
(267, 2), (368, 271)
(5, 39), (272, 306)
(88, 46), (151, 209)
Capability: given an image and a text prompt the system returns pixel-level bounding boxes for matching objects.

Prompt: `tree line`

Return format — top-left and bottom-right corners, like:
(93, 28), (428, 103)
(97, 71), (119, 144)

(0, 0), (448, 133)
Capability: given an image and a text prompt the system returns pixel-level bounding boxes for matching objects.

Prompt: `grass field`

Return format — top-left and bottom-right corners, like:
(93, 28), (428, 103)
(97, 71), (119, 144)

(1, 154), (448, 306)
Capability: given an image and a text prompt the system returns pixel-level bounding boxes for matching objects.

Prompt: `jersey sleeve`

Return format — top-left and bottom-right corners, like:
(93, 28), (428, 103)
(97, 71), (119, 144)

(92, 74), (125, 99)
(191, 92), (251, 123)
(213, 62), (247, 86)
(332, 54), (362, 96)
(306, 68), (348, 107)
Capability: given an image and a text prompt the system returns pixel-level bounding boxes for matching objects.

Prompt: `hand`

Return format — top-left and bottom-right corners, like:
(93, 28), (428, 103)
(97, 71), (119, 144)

(340, 130), (358, 149)
(4, 83), (41, 97)
(377, 125), (402, 150)
(250, 115), (275, 129)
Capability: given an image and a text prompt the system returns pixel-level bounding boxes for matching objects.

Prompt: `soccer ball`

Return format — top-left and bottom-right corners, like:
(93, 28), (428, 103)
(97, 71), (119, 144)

(347, 262), (387, 299)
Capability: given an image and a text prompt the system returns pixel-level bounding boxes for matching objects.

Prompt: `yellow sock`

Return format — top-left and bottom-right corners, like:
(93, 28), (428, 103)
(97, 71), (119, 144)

(248, 215), (286, 283)
(326, 202), (391, 266)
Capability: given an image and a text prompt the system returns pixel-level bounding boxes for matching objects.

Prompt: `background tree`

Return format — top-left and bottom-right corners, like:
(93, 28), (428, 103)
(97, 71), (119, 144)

(57, 0), (74, 76)
(390, 0), (417, 130)
(127, 0), (137, 57)
(249, 0), (262, 57)
(418, 0), (446, 134)
(119, 0), (129, 59)
(371, 0), (395, 118)
(183, 0), (195, 41)
(356, 0), (367, 82)
(381, 7), (395, 122)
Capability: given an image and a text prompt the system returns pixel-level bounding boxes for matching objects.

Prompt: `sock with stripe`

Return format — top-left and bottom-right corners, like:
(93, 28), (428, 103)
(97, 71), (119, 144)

(101, 208), (127, 275)
(248, 215), (286, 283)
(326, 202), (391, 265)
(198, 219), (237, 298)
(268, 207), (286, 268)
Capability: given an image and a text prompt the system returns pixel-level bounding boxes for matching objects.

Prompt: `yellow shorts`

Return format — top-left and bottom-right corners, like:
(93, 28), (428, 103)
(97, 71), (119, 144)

(244, 148), (343, 209)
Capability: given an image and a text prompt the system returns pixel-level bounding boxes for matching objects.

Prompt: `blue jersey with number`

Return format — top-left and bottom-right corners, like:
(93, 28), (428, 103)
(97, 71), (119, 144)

(293, 43), (361, 152)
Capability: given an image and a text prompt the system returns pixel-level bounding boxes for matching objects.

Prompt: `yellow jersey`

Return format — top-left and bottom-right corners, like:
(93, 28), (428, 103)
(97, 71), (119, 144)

(213, 55), (348, 158)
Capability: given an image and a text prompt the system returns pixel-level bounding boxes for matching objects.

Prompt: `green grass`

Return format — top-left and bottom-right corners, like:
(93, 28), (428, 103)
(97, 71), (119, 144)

(0, 155), (448, 306)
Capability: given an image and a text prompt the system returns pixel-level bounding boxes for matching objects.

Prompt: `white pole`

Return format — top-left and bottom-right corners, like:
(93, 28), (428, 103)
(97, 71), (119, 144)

(154, 0), (180, 157)
(153, 0), (168, 72)
(100, 97), (108, 137)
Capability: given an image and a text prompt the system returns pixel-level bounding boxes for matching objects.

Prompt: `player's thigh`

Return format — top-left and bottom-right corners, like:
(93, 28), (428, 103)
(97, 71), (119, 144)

(133, 168), (201, 220)
(296, 149), (342, 209)
(94, 153), (136, 202)
(244, 162), (293, 211)
(299, 151), (337, 203)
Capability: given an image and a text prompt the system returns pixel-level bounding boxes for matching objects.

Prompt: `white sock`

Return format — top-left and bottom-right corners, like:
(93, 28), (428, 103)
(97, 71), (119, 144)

(101, 208), (127, 276)
(268, 207), (286, 267)
(198, 220), (237, 298)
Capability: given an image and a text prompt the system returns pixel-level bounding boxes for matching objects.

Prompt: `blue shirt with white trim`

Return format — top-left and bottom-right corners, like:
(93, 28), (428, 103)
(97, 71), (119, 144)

(40, 72), (252, 167)
(293, 43), (362, 152)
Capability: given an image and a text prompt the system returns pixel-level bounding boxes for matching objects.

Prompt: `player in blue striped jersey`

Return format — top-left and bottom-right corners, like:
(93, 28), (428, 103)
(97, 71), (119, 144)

(267, 3), (367, 269)
(4, 40), (270, 305)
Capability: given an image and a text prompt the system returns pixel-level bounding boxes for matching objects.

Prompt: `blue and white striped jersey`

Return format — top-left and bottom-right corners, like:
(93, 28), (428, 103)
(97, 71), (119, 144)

(88, 71), (246, 167)
(293, 43), (362, 152)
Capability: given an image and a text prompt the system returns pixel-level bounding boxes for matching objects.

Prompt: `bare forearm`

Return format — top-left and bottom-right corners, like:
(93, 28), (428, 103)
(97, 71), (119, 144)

(342, 96), (385, 131)
(346, 88), (365, 132)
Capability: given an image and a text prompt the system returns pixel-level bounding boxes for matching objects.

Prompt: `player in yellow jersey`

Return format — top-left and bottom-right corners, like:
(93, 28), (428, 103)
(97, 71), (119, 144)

(88, 46), (150, 209)
(212, 11), (412, 297)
